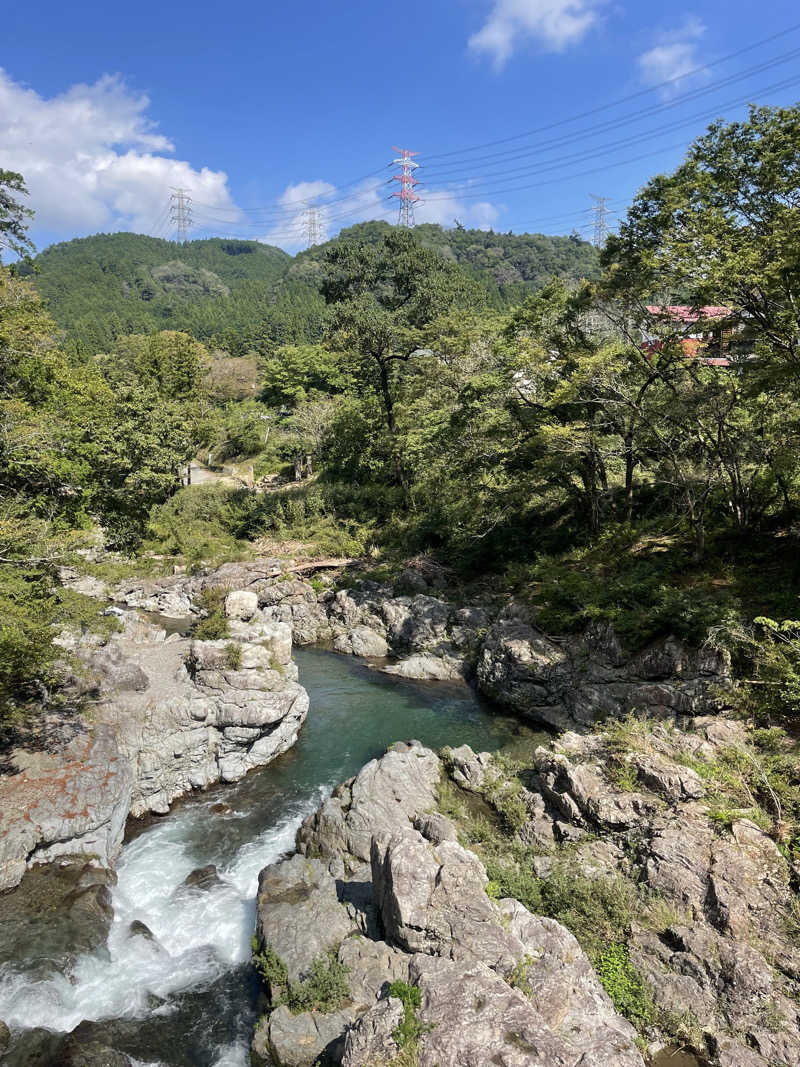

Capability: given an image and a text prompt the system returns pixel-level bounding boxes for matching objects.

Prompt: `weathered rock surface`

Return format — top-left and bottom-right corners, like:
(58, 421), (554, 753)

(0, 587), (308, 889)
(116, 564), (730, 730)
(477, 609), (730, 729)
(252, 742), (644, 1067)
(0, 727), (132, 891)
(468, 720), (800, 1066)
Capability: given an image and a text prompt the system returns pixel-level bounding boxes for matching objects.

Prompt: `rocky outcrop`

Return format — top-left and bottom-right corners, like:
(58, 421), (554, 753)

(114, 562), (730, 730)
(252, 741), (645, 1067)
(0, 600), (308, 890)
(453, 721), (800, 1066)
(477, 608), (730, 730)
(0, 726), (132, 891)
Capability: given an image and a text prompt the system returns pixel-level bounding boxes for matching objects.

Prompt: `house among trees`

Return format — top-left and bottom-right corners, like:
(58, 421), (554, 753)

(641, 304), (740, 365)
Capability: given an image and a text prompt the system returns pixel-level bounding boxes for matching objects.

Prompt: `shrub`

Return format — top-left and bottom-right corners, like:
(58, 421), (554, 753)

(224, 642), (242, 669)
(251, 939), (350, 1015)
(193, 586), (230, 640)
(388, 980), (431, 1049)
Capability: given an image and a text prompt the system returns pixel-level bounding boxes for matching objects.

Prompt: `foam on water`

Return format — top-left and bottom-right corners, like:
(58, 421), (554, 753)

(0, 788), (327, 1034)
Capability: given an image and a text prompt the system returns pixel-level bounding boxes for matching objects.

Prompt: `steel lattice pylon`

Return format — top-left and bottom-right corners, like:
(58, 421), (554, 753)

(391, 147), (421, 227)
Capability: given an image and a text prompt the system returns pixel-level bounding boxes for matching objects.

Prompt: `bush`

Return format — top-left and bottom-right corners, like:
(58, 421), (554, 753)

(387, 980), (430, 1049)
(251, 939), (350, 1015)
(193, 586), (230, 640)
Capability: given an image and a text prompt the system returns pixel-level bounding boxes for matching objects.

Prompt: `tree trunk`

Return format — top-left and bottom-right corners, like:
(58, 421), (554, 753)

(377, 360), (396, 435)
(294, 454), (303, 481)
(624, 430), (635, 522)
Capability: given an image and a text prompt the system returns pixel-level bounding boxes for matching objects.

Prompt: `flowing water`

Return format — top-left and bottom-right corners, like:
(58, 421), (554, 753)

(0, 647), (545, 1066)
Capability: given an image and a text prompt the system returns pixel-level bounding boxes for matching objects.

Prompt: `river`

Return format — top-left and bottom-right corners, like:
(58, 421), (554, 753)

(0, 647), (545, 1066)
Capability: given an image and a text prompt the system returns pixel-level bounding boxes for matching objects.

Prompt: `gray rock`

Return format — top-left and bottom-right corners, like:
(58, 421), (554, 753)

(127, 919), (156, 942)
(180, 864), (223, 891)
(371, 828), (520, 972)
(225, 588), (259, 620)
(298, 741), (440, 873)
(442, 744), (492, 792)
(340, 997), (404, 1067)
(476, 605), (729, 729)
(0, 727), (132, 890)
(259, 1004), (352, 1067)
(409, 954), (585, 1067)
(382, 653), (466, 680)
(255, 854), (356, 982)
(633, 751), (705, 801)
(333, 625), (389, 658)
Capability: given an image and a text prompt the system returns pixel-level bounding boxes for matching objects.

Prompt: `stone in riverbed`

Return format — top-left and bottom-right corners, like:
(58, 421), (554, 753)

(225, 588), (259, 621)
(179, 863), (224, 891)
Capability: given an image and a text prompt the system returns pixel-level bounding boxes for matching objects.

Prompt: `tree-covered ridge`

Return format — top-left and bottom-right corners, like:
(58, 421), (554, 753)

(29, 224), (599, 354)
(290, 220), (600, 306)
(26, 234), (295, 354)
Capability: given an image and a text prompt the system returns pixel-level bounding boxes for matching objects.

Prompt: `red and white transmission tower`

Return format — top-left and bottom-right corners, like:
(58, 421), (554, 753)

(391, 147), (421, 227)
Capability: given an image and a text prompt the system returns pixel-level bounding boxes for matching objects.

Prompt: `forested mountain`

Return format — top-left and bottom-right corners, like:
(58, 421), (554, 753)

(27, 224), (599, 354)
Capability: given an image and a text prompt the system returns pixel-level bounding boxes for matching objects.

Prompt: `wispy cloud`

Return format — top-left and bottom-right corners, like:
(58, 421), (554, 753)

(637, 17), (710, 99)
(0, 69), (238, 241)
(469, 0), (604, 69)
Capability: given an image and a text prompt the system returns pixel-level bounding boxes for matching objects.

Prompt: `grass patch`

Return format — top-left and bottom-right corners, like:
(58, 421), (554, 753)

(388, 980), (432, 1052)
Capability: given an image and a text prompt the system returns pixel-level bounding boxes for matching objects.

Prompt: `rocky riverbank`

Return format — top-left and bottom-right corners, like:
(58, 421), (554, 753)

(0, 602), (307, 891)
(114, 558), (731, 728)
(249, 720), (800, 1067)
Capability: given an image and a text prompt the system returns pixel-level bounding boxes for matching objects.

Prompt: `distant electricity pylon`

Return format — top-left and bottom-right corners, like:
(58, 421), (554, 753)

(170, 188), (193, 244)
(391, 147), (421, 228)
(303, 206), (324, 247)
(589, 194), (612, 247)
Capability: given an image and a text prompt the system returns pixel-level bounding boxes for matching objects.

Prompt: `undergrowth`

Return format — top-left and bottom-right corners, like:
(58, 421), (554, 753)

(251, 939), (351, 1015)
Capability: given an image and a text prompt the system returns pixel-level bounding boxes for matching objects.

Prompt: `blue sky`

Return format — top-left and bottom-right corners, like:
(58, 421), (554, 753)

(3, 0), (800, 252)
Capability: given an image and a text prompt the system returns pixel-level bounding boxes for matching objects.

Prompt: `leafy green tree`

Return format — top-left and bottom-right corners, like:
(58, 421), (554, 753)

(603, 104), (800, 381)
(322, 229), (484, 436)
(0, 170), (35, 262)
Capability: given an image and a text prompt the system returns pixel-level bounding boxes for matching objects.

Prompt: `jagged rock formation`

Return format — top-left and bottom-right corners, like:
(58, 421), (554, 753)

(251, 742), (645, 1067)
(0, 607), (307, 890)
(113, 562), (730, 731)
(446, 722), (800, 1066)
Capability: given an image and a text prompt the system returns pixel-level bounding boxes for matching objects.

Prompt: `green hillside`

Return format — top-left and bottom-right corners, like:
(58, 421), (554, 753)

(28, 224), (599, 354)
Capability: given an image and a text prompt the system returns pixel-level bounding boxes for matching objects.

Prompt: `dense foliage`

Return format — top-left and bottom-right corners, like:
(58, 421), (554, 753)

(27, 224), (598, 355)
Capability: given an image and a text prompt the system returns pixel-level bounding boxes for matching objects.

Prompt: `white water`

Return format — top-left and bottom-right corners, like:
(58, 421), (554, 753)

(0, 787), (327, 1043)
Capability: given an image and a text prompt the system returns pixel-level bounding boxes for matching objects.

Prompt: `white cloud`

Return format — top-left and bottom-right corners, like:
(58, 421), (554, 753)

(637, 17), (710, 98)
(469, 0), (603, 69)
(0, 69), (238, 240)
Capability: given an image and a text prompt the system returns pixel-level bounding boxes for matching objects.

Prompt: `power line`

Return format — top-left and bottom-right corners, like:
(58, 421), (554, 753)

(423, 20), (800, 161)
(421, 43), (800, 181)
(174, 23), (800, 240)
